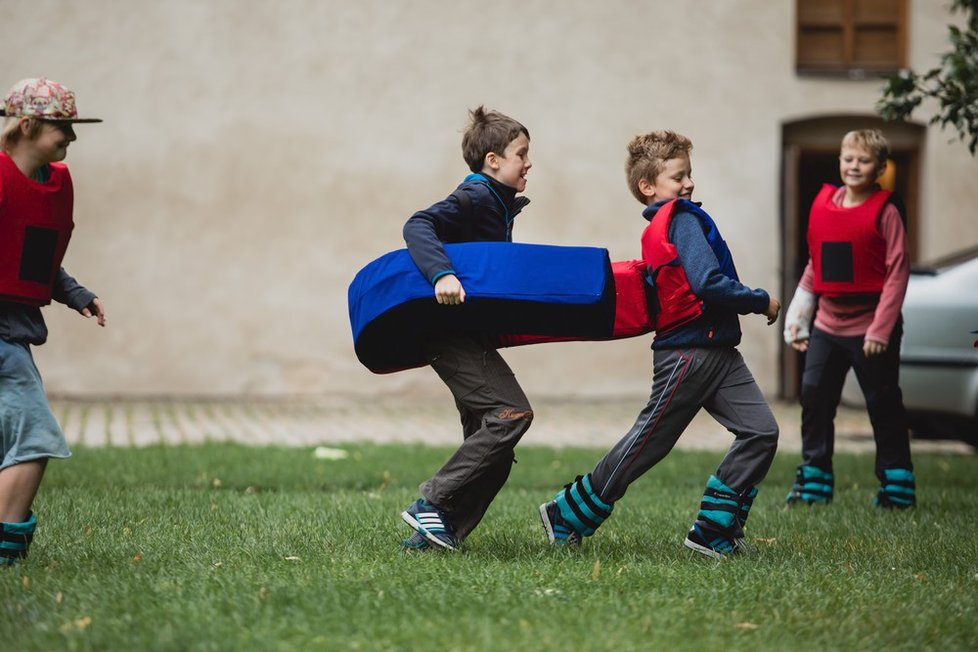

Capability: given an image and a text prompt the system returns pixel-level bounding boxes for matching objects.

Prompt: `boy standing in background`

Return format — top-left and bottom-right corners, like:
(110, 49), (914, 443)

(783, 129), (915, 509)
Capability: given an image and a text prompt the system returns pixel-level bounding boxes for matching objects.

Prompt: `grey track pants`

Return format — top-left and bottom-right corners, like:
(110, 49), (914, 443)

(419, 334), (533, 540)
(591, 347), (779, 503)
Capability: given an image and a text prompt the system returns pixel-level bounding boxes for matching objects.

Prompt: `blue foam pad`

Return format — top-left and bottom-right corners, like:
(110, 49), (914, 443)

(349, 242), (616, 373)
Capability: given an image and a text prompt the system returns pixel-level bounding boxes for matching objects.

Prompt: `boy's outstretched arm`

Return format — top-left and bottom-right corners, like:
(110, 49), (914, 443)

(670, 213), (775, 319)
(52, 267), (105, 326)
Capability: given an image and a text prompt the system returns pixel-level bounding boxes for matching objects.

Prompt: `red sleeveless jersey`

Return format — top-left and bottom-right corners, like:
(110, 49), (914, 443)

(807, 184), (889, 296)
(0, 153), (74, 305)
(641, 199), (704, 333)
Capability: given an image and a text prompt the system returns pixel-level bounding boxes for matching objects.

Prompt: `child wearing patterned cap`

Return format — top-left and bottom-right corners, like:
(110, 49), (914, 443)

(0, 78), (105, 566)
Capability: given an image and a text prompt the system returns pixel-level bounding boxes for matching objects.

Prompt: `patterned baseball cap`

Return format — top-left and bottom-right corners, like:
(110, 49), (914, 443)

(1, 77), (102, 123)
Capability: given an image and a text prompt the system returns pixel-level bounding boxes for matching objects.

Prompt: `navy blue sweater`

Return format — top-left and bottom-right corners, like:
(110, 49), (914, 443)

(0, 267), (96, 345)
(403, 174), (530, 285)
(648, 202), (770, 350)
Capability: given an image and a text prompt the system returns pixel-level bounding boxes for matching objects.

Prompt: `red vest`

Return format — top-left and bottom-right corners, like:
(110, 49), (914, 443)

(0, 153), (74, 305)
(808, 184), (889, 296)
(641, 200), (703, 333)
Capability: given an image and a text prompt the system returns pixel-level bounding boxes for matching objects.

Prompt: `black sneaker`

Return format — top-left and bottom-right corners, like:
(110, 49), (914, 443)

(683, 522), (737, 560)
(401, 530), (431, 551)
(401, 498), (459, 551)
(538, 501), (581, 546)
(731, 527), (753, 554)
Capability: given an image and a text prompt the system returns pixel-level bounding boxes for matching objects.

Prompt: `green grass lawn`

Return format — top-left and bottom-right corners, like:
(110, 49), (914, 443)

(2, 443), (976, 651)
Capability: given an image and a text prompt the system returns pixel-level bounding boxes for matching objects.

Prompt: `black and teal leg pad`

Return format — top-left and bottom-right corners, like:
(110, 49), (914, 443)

(732, 486), (758, 539)
(697, 475), (740, 532)
(553, 474), (613, 537)
(686, 476), (741, 556)
(1, 512), (37, 566)
(786, 465), (834, 504)
(875, 468), (916, 508)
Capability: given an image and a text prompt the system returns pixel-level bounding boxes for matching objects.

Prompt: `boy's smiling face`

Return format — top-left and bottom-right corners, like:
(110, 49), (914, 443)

(28, 120), (76, 164)
(639, 155), (694, 204)
(484, 132), (531, 192)
(839, 145), (882, 194)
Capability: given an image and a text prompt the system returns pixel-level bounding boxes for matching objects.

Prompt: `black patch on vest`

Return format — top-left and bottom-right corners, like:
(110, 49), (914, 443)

(821, 241), (853, 282)
(19, 226), (58, 284)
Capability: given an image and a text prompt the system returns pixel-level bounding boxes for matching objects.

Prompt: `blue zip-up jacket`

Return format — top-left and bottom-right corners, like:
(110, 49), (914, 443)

(645, 200), (770, 350)
(403, 173), (530, 285)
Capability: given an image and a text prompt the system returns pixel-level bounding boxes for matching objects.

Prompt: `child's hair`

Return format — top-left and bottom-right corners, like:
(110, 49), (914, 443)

(1, 117), (43, 152)
(625, 130), (693, 204)
(461, 106), (529, 173)
(840, 129), (890, 173)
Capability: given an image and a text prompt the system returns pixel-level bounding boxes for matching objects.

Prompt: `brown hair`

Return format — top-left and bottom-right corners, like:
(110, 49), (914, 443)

(461, 106), (529, 173)
(625, 130), (693, 204)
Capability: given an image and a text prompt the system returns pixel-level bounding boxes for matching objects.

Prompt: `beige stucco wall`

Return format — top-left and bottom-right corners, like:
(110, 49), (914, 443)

(7, 0), (976, 398)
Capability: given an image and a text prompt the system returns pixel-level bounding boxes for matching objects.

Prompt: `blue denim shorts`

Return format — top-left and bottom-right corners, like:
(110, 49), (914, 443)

(0, 339), (70, 470)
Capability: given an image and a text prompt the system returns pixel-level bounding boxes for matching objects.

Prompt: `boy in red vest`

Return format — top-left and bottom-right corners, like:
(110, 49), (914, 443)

(0, 78), (105, 565)
(539, 130), (781, 559)
(783, 129), (915, 508)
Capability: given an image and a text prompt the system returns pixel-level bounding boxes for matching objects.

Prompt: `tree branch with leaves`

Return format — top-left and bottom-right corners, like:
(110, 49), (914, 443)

(877, 0), (978, 154)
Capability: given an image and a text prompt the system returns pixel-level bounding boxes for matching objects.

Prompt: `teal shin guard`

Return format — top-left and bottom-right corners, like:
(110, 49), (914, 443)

(875, 468), (916, 508)
(733, 486), (758, 539)
(553, 474), (613, 537)
(1, 512), (37, 566)
(786, 465), (834, 505)
(685, 476), (741, 557)
(697, 475), (740, 532)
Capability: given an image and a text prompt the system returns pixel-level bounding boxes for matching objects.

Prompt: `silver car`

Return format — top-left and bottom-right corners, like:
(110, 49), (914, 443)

(899, 246), (978, 445)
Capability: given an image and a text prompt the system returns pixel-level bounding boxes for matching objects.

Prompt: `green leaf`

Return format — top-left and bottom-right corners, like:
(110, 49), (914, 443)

(876, 1), (978, 156)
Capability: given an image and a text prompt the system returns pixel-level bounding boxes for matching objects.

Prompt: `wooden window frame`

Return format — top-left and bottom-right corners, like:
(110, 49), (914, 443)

(795, 0), (908, 77)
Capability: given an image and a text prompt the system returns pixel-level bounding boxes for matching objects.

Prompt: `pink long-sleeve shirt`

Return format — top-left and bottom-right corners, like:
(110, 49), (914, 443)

(799, 186), (909, 343)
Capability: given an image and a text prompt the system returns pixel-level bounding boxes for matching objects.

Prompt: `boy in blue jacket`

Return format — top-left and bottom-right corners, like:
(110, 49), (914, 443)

(399, 106), (534, 551)
(539, 130), (781, 558)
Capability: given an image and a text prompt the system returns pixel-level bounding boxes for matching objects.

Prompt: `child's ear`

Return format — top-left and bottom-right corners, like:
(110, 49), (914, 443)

(484, 151), (500, 171)
(637, 178), (657, 201)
